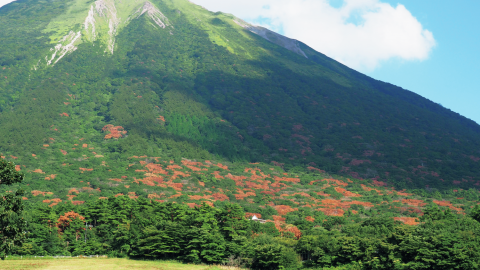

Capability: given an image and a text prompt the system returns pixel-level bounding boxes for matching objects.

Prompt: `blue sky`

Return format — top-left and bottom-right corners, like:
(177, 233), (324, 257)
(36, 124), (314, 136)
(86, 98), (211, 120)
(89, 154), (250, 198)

(368, 1), (480, 125)
(0, 0), (478, 124)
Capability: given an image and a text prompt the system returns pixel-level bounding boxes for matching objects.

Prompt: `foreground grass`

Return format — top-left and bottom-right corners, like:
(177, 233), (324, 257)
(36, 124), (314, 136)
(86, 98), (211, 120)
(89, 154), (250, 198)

(0, 258), (227, 270)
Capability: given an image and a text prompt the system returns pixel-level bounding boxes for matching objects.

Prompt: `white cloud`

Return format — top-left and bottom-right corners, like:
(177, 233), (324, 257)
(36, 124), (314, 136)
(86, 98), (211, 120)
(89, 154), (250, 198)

(191, 0), (436, 71)
(0, 0), (16, 8)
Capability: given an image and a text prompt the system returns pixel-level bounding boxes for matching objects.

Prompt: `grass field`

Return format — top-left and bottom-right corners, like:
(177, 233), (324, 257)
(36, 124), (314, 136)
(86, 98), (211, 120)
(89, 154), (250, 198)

(0, 258), (228, 270)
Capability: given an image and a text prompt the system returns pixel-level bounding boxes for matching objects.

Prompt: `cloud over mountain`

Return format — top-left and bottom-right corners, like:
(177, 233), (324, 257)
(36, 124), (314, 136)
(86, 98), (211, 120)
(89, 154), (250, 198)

(192, 0), (436, 71)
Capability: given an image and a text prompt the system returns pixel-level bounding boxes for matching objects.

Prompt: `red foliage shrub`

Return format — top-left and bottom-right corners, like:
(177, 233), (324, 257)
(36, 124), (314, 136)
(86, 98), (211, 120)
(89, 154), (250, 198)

(31, 190), (53, 196)
(212, 193), (229, 201)
(32, 169), (45, 174)
(214, 163), (228, 170)
(102, 125), (127, 139)
(318, 208), (345, 216)
(57, 211), (84, 233)
(394, 217), (419, 225)
(334, 187), (362, 197)
(72, 201), (85, 205)
(372, 180), (387, 187)
(402, 199), (426, 207)
(189, 195), (212, 200)
(274, 205), (298, 215)
(212, 171), (224, 179)
(433, 200), (464, 212)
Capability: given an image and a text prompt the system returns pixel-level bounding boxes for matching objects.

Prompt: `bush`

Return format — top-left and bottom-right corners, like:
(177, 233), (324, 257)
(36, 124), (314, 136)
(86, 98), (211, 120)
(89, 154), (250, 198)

(251, 243), (300, 270)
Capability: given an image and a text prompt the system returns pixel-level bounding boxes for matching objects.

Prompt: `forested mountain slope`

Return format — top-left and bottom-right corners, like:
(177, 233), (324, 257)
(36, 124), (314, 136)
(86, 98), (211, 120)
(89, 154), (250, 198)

(0, 0), (479, 205)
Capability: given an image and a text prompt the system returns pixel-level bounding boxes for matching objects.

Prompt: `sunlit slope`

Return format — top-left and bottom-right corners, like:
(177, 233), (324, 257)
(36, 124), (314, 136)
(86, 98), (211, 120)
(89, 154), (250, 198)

(0, 0), (479, 195)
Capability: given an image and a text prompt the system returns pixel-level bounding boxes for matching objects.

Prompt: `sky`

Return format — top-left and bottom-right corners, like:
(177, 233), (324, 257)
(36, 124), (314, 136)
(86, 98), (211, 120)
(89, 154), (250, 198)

(0, 0), (478, 124)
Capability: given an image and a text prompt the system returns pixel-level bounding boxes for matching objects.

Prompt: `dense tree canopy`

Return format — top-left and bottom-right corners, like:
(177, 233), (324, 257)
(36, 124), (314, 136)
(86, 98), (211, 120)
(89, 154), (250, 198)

(0, 160), (25, 259)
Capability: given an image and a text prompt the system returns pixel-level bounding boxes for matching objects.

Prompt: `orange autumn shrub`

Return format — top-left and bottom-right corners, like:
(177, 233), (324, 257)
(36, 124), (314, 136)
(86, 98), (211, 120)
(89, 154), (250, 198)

(274, 205), (298, 215)
(318, 208), (345, 216)
(394, 217), (419, 225)
(170, 171), (190, 181)
(212, 171), (224, 179)
(102, 125), (127, 139)
(167, 164), (182, 170)
(57, 211), (84, 234)
(31, 190), (52, 196)
(433, 200), (464, 212)
(396, 191), (413, 196)
(323, 178), (348, 187)
(187, 203), (199, 208)
(214, 163), (228, 170)
(148, 193), (163, 199)
(334, 187), (362, 197)
(273, 176), (300, 184)
(402, 199), (427, 207)
(169, 193), (183, 199)
(286, 225), (302, 239)
(317, 191), (330, 197)
(145, 163), (168, 174)
(212, 193), (229, 201)
(189, 195), (212, 200)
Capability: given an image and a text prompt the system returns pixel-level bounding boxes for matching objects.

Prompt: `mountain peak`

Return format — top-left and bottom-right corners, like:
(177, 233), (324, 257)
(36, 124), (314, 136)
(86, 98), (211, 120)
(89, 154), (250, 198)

(41, 0), (171, 67)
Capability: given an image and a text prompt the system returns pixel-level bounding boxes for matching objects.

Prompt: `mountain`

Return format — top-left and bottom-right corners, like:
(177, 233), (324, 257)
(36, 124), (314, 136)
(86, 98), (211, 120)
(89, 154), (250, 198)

(0, 0), (480, 205)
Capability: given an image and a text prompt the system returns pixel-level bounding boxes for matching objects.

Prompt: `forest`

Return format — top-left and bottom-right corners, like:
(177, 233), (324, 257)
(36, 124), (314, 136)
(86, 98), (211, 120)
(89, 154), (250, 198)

(6, 190), (480, 270)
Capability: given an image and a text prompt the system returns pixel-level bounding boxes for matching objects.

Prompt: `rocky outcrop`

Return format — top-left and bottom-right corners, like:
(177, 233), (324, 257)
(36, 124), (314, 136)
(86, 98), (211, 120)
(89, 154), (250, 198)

(234, 19), (307, 58)
(46, 31), (81, 66)
(132, 1), (170, 29)
(43, 0), (171, 66)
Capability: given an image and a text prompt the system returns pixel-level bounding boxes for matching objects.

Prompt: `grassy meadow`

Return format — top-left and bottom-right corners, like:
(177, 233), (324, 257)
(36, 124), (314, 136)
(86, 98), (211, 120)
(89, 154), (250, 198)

(0, 258), (229, 270)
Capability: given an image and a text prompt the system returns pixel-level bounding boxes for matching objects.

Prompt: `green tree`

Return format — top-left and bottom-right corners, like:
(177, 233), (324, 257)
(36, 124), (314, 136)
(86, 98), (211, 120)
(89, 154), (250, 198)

(0, 160), (26, 259)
